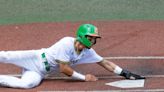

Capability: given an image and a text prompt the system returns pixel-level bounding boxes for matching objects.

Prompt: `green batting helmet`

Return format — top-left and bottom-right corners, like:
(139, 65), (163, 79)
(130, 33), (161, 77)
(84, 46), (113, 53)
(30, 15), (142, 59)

(76, 24), (101, 48)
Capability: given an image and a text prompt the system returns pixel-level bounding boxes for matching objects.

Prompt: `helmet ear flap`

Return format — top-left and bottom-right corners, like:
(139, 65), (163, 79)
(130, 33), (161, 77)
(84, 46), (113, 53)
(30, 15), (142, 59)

(76, 36), (92, 48)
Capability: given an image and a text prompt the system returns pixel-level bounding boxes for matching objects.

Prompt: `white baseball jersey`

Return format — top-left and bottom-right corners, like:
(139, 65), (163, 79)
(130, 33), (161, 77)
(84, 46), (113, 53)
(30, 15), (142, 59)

(0, 37), (103, 75)
(0, 37), (103, 88)
(43, 37), (103, 72)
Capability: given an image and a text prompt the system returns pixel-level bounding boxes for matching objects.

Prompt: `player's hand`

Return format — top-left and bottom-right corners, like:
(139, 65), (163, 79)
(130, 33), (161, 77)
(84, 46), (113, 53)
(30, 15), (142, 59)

(85, 74), (98, 81)
(120, 70), (145, 80)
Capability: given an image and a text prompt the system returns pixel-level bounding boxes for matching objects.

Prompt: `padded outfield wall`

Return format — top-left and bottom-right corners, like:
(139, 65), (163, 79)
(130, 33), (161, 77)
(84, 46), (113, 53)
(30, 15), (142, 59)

(0, 0), (164, 24)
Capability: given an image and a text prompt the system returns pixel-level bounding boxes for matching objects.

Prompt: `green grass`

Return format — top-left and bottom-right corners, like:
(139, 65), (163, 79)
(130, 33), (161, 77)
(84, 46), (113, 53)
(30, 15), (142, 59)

(0, 0), (164, 24)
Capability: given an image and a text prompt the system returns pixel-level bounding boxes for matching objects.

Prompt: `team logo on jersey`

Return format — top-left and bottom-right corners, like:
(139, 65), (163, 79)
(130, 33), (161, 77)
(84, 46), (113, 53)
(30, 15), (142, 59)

(71, 52), (84, 65)
(71, 59), (79, 64)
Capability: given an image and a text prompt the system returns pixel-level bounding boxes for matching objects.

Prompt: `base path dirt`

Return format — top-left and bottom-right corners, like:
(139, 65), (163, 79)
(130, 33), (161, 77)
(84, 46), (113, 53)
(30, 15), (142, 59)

(0, 21), (164, 91)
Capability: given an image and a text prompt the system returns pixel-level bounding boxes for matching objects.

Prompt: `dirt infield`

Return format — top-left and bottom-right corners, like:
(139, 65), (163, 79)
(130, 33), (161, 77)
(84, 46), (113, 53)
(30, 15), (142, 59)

(0, 21), (164, 91)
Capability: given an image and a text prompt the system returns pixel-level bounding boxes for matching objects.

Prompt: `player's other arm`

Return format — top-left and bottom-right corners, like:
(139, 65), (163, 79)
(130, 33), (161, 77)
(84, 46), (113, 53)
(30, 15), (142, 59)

(59, 62), (98, 81)
(97, 59), (145, 80)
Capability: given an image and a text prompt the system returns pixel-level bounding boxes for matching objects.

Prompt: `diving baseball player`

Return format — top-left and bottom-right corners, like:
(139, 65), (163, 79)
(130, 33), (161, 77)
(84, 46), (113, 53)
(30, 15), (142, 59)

(0, 24), (145, 89)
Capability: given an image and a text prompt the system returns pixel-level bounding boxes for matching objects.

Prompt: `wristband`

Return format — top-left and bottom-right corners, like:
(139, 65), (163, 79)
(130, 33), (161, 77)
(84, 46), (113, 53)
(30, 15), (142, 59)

(71, 71), (85, 80)
(114, 66), (123, 75)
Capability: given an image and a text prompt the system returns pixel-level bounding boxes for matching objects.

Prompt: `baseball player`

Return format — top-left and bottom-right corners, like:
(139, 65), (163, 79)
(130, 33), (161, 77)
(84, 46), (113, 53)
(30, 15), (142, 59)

(0, 24), (145, 89)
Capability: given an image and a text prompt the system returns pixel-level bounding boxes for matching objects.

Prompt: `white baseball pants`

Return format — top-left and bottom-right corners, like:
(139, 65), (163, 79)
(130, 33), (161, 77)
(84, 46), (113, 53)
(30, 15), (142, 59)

(0, 50), (46, 88)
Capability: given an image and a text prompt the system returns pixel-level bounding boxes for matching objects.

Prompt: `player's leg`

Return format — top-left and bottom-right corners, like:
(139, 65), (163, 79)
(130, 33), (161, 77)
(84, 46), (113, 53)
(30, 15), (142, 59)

(0, 50), (36, 63)
(0, 70), (43, 89)
(0, 50), (44, 73)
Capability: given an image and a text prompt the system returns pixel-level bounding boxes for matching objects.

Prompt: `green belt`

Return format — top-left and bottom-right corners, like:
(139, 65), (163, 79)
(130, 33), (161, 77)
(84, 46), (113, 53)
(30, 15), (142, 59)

(41, 53), (50, 72)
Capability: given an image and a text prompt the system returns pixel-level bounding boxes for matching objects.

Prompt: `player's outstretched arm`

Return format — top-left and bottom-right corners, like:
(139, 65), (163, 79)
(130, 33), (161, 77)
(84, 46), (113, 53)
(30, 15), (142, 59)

(97, 59), (145, 80)
(59, 62), (97, 81)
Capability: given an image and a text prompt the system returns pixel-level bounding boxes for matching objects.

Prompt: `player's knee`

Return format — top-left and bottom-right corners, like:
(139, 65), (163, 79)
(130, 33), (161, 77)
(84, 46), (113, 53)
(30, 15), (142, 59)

(21, 82), (38, 89)
(21, 71), (42, 89)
